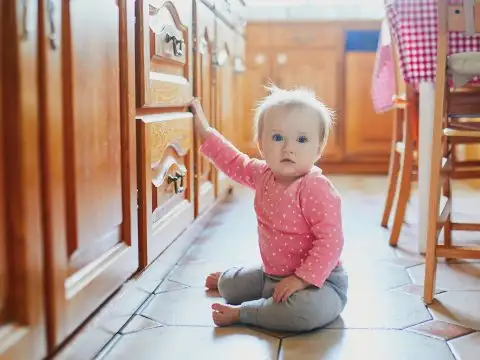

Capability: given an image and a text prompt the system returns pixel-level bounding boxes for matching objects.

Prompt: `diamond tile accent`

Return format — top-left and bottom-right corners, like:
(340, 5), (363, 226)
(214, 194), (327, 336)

(407, 320), (475, 341)
(154, 280), (188, 294)
(121, 315), (163, 334)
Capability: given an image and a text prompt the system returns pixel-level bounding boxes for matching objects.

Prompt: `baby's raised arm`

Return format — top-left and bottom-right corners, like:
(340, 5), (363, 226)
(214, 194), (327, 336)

(190, 99), (267, 190)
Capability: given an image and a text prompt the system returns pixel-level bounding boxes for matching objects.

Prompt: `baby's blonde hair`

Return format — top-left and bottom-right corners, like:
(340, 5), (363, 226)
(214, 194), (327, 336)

(253, 85), (335, 152)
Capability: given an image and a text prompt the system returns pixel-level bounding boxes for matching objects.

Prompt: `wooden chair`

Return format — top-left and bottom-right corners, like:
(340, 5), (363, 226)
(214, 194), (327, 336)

(424, 0), (480, 305)
(381, 34), (419, 247)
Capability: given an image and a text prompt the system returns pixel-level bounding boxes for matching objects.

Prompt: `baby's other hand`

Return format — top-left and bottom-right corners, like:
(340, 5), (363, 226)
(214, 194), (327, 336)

(189, 98), (212, 141)
(273, 275), (309, 304)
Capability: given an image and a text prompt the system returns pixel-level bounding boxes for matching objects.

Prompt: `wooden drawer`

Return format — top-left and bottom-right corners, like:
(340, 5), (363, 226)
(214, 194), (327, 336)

(137, 113), (195, 267)
(136, 0), (192, 109)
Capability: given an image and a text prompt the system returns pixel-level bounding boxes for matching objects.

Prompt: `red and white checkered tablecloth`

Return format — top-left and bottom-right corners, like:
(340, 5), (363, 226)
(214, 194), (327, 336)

(372, 0), (480, 113)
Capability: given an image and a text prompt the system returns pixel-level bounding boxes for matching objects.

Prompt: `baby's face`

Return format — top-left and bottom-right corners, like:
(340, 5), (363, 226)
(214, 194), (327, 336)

(259, 106), (323, 183)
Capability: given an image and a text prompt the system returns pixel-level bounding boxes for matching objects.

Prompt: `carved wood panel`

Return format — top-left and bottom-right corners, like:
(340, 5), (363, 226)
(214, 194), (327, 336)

(137, 113), (194, 267)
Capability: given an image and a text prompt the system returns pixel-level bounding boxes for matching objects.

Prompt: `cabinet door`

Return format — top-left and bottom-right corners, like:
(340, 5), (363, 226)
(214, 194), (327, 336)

(344, 52), (393, 160)
(40, 0), (138, 349)
(244, 49), (273, 156)
(273, 49), (342, 161)
(0, 1), (46, 358)
(193, 1), (215, 215)
(214, 21), (235, 196)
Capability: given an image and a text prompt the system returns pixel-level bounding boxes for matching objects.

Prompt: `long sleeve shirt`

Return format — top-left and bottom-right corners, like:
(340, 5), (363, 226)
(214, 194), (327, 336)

(200, 129), (344, 288)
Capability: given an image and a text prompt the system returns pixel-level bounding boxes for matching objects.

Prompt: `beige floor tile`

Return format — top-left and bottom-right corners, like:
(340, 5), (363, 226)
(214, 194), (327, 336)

(343, 261), (412, 291)
(141, 287), (224, 326)
(408, 263), (480, 291)
(428, 291), (480, 330)
(279, 329), (455, 360)
(449, 332), (480, 360)
(103, 326), (279, 360)
(327, 290), (431, 329)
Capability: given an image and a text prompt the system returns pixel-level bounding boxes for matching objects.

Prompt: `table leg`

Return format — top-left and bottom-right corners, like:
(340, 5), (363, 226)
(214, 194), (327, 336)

(417, 82), (436, 254)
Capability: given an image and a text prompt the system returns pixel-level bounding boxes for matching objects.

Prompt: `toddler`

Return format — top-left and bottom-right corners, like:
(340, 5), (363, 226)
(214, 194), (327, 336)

(190, 85), (348, 332)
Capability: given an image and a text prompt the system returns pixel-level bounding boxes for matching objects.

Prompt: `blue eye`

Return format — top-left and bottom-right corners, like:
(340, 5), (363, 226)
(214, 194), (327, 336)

(272, 134), (284, 142)
(297, 135), (309, 143)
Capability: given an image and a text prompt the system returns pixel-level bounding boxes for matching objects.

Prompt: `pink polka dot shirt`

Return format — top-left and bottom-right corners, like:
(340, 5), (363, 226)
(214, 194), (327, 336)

(200, 129), (344, 288)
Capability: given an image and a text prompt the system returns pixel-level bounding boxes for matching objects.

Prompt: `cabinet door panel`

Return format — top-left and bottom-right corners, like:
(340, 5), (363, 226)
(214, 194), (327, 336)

(40, 0), (138, 349)
(345, 52), (393, 160)
(136, 0), (192, 108)
(137, 113), (194, 267)
(214, 21), (235, 196)
(0, 1), (46, 358)
(273, 49), (342, 161)
(194, 1), (215, 215)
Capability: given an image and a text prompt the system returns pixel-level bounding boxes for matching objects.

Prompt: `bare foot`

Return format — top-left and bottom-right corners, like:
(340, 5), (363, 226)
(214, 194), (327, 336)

(205, 272), (222, 290)
(211, 303), (240, 326)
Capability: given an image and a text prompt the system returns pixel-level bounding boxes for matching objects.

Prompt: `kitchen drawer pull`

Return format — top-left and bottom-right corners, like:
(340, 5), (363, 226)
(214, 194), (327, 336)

(165, 33), (184, 57)
(167, 171), (186, 194)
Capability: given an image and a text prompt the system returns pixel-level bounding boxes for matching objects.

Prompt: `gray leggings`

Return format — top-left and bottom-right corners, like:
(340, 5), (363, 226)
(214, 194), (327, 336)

(217, 265), (348, 332)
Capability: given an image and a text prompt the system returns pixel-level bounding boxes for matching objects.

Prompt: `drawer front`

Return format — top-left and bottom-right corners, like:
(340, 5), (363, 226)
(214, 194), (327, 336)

(136, 0), (193, 108)
(137, 112), (194, 266)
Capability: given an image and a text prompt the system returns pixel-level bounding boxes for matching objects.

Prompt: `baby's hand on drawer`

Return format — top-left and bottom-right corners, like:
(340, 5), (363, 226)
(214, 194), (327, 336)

(190, 98), (212, 141)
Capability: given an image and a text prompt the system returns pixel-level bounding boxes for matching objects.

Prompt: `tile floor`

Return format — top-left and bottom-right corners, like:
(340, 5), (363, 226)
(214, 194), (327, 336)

(97, 176), (480, 360)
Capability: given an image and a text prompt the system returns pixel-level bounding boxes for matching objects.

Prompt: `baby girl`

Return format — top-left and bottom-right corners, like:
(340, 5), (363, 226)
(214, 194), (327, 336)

(190, 86), (348, 332)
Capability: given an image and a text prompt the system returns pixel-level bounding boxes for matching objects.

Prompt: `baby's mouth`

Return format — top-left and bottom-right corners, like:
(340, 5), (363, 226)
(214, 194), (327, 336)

(281, 159), (295, 164)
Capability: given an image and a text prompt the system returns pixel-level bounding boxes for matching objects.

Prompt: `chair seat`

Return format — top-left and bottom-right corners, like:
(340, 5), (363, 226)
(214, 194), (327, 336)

(448, 51), (480, 87)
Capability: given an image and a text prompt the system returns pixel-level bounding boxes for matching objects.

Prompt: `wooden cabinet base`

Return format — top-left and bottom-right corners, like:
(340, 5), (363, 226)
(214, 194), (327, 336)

(52, 194), (230, 360)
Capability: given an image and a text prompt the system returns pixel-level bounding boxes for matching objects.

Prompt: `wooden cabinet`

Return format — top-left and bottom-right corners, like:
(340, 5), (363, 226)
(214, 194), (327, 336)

(193, 0), (216, 216)
(1, 0), (246, 357)
(244, 21), (394, 174)
(0, 1), (46, 358)
(39, 0), (139, 350)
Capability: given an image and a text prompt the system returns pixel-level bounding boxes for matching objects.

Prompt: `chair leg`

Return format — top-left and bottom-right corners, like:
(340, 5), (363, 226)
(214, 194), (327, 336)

(423, 70), (448, 306)
(382, 109), (403, 228)
(388, 136), (413, 247)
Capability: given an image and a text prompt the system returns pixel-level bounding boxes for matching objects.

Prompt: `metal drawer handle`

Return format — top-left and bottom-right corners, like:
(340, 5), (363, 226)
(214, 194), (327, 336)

(167, 171), (186, 194)
(165, 33), (184, 57)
